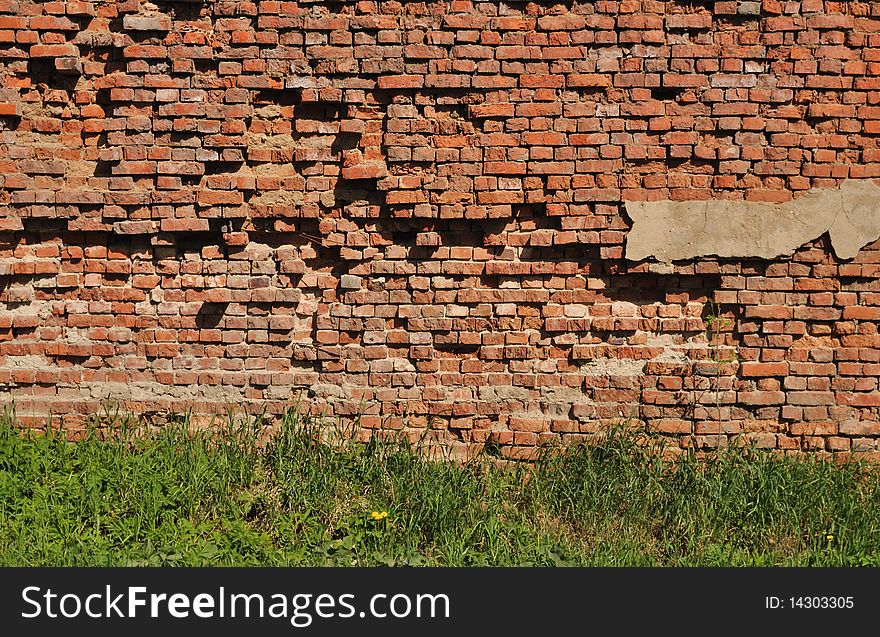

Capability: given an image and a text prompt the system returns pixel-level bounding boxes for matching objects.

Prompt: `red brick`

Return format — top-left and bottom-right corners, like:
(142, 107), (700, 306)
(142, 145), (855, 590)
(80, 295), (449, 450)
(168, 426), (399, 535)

(160, 218), (210, 232)
(740, 361), (789, 377)
(378, 75), (424, 89)
(29, 44), (79, 57)
(568, 74), (611, 88)
(123, 15), (172, 31)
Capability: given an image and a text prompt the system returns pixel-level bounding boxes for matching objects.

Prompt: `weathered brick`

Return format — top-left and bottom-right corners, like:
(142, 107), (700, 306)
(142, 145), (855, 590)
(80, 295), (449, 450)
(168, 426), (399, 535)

(123, 14), (172, 31)
(29, 44), (79, 57)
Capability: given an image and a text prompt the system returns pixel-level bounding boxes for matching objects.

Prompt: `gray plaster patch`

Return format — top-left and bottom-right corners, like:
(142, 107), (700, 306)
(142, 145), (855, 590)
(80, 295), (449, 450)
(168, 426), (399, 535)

(479, 385), (533, 402)
(624, 179), (880, 263)
(580, 358), (646, 376)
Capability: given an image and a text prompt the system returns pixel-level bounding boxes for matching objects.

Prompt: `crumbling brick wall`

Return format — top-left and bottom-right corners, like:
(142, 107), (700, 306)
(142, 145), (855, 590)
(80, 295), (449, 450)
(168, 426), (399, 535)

(1, 0), (879, 458)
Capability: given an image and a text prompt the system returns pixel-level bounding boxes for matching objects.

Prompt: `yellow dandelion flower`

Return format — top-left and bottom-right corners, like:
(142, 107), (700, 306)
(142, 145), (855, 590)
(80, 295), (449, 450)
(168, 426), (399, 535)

(371, 510), (389, 521)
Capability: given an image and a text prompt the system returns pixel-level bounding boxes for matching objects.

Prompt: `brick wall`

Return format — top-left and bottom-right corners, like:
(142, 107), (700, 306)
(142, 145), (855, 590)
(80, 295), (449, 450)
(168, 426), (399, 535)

(1, 0), (879, 458)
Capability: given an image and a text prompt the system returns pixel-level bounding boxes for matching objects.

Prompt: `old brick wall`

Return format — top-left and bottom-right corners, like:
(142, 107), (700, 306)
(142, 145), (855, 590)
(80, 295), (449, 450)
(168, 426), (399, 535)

(0, 0), (879, 458)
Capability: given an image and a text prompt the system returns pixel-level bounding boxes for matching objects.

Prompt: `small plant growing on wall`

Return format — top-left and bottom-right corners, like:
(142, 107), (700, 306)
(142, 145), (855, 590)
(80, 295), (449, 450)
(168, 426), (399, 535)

(703, 299), (740, 450)
(685, 300), (740, 451)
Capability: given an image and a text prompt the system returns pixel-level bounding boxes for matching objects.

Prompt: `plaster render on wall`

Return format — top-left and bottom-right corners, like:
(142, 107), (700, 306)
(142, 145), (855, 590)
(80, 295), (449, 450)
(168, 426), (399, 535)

(624, 180), (880, 263)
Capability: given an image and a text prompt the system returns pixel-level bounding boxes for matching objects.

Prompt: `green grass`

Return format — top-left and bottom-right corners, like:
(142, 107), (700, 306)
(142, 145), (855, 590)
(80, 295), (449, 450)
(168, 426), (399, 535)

(0, 409), (878, 566)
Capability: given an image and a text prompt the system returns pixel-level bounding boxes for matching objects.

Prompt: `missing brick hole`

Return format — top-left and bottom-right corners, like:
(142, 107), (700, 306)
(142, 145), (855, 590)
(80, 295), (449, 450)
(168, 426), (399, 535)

(166, 132), (202, 146)
(668, 157), (719, 173)
(393, 230), (418, 247)
(293, 102), (345, 122)
(650, 87), (683, 101)
(28, 59), (81, 91)
(196, 301), (228, 329)
(334, 182), (387, 211)
(511, 204), (546, 220)
(173, 234), (217, 255)
(125, 30), (170, 45)
(0, 116), (20, 132)
(481, 438), (502, 458)
(435, 89), (483, 107)
(716, 10), (762, 24)
(191, 60), (216, 75)
(22, 219), (70, 234)
(216, 219), (244, 234)
(664, 156), (716, 171)
(178, 174), (203, 187)
(98, 272), (131, 284)
(1, 301), (32, 311)
(93, 160), (115, 178)
(425, 103), (470, 121)
(152, 1), (207, 20)
(202, 160), (245, 175)
(254, 89), (299, 107)
(331, 132), (361, 154)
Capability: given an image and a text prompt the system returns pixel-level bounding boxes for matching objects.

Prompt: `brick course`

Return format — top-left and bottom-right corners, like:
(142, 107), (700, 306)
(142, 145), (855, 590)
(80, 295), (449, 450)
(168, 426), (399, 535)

(0, 0), (879, 458)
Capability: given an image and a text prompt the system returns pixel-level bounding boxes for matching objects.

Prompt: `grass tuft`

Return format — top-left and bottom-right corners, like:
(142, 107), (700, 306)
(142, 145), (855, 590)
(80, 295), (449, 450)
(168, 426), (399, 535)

(0, 410), (877, 566)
